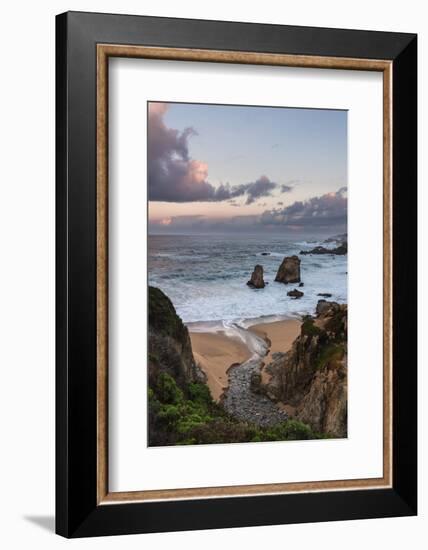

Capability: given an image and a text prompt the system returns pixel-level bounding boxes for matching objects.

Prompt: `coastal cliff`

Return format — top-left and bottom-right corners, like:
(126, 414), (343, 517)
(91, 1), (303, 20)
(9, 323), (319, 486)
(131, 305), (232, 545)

(148, 286), (322, 445)
(148, 286), (206, 389)
(260, 300), (347, 438)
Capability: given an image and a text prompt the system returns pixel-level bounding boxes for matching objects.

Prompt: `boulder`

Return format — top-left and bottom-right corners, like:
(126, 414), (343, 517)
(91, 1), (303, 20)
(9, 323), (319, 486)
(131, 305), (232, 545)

(247, 264), (265, 289)
(287, 288), (304, 299)
(315, 299), (340, 316)
(275, 255), (301, 284)
(250, 370), (262, 394)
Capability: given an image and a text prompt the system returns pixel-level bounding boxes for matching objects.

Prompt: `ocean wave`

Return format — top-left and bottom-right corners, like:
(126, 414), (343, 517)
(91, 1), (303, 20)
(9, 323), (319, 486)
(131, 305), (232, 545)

(149, 234), (347, 323)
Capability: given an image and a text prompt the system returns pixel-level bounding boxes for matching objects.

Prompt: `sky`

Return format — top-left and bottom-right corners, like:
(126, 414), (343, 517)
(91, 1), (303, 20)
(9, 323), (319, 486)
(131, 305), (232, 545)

(148, 101), (347, 236)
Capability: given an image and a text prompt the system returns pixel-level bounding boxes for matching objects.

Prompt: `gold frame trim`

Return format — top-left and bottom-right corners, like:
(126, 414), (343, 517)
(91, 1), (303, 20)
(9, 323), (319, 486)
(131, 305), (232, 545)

(96, 44), (393, 504)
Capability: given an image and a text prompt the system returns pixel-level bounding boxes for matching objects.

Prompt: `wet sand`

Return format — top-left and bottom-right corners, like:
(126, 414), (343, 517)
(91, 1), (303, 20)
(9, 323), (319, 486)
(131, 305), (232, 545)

(249, 319), (301, 384)
(189, 319), (301, 401)
(190, 331), (252, 401)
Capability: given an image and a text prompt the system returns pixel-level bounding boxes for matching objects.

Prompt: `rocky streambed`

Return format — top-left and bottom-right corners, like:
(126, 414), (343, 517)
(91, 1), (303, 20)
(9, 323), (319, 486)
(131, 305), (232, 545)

(222, 355), (288, 427)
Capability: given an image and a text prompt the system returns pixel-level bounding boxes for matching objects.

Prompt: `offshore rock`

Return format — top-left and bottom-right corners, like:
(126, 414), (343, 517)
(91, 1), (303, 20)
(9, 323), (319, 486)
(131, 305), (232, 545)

(287, 288), (304, 299)
(247, 264), (265, 289)
(275, 255), (301, 284)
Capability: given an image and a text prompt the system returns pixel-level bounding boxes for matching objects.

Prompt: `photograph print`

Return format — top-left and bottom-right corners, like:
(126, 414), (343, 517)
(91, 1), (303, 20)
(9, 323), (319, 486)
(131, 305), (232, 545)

(147, 101), (348, 447)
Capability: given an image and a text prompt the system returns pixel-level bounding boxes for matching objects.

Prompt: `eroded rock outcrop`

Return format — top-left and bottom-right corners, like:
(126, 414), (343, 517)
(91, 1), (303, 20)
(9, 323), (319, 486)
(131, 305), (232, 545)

(300, 242), (347, 255)
(275, 255), (301, 284)
(247, 264), (265, 289)
(148, 286), (206, 389)
(261, 300), (347, 437)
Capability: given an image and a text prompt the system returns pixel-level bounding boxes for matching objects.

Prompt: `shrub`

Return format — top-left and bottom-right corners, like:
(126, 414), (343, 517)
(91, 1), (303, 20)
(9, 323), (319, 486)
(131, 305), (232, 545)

(316, 343), (345, 370)
(155, 373), (184, 404)
(188, 382), (212, 405)
(149, 368), (326, 446)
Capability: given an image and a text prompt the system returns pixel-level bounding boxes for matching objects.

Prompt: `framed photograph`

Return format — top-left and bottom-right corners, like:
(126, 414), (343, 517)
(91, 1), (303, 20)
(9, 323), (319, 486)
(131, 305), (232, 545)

(56, 11), (417, 537)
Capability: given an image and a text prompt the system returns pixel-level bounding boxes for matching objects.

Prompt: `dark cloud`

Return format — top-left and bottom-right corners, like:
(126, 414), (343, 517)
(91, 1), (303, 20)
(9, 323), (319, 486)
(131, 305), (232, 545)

(281, 184), (293, 193)
(260, 187), (347, 228)
(148, 103), (215, 202)
(230, 176), (278, 205)
(148, 103), (282, 204)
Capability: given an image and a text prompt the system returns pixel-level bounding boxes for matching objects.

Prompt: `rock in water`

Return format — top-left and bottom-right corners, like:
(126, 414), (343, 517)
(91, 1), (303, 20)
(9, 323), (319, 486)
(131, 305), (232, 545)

(299, 282), (304, 287)
(287, 288), (304, 299)
(247, 264), (265, 288)
(300, 242), (347, 255)
(317, 292), (332, 298)
(275, 255), (301, 284)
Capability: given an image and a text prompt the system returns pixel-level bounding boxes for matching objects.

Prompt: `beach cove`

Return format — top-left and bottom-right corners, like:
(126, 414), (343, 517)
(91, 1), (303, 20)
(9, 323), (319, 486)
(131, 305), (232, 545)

(189, 318), (301, 424)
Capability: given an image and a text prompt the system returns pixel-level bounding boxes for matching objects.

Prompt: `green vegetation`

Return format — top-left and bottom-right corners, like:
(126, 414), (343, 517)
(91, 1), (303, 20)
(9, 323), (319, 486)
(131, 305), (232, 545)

(315, 343), (346, 370)
(148, 372), (325, 446)
(301, 316), (324, 338)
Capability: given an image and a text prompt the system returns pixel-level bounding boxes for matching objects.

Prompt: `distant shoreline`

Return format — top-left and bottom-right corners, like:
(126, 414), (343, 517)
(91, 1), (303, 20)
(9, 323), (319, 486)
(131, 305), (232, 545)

(189, 317), (301, 402)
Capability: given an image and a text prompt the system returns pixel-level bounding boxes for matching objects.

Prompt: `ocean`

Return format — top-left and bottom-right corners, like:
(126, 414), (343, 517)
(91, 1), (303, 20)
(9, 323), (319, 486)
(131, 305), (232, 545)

(148, 234), (347, 326)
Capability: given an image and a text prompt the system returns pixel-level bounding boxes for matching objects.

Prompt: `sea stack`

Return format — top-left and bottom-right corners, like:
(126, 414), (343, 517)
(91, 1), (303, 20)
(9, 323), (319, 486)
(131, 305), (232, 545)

(247, 264), (265, 289)
(275, 255), (301, 284)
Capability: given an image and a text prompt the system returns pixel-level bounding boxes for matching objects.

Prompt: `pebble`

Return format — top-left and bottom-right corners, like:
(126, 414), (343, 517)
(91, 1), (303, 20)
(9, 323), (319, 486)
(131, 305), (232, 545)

(222, 356), (288, 427)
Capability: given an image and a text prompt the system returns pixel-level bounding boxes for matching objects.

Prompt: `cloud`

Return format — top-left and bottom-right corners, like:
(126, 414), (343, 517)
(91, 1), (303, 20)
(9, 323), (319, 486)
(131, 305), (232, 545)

(149, 187), (347, 234)
(148, 103), (284, 204)
(260, 187), (347, 228)
(229, 175), (278, 205)
(150, 214), (259, 233)
(281, 184), (293, 193)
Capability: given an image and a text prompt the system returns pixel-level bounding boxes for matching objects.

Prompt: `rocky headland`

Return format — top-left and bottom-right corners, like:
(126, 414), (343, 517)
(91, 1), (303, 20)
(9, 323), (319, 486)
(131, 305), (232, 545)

(148, 286), (206, 390)
(300, 242), (347, 256)
(255, 300), (347, 438)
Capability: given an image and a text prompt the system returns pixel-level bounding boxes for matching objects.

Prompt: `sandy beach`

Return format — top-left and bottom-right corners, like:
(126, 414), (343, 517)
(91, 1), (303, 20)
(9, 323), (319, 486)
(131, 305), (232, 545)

(189, 331), (251, 401)
(189, 319), (301, 401)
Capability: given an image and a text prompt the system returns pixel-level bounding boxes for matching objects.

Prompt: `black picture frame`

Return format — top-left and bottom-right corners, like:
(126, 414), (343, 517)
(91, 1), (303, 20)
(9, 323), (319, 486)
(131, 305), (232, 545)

(56, 11), (417, 538)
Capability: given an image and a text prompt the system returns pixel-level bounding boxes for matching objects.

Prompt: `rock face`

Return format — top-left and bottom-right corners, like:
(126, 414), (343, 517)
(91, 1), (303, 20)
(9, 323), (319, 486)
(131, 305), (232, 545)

(247, 264), (265, 289)
(148, 286), (206, 389)
(300, 242), (347, 255)
(287, 289), (304, 299)
(275, 255), (301, 284)
(261, 300), (347, 438)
